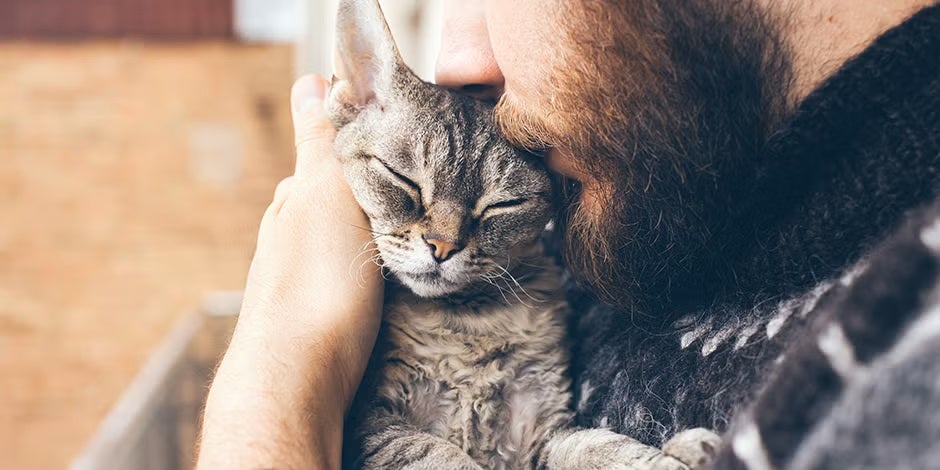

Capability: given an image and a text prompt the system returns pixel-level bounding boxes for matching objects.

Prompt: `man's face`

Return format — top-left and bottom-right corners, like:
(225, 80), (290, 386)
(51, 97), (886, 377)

(436, 0), (583, 179)
(436, 0), (792, 313)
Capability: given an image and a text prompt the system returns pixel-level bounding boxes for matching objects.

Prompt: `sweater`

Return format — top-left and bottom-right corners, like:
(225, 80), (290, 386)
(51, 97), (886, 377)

(572, 5), (940, 467)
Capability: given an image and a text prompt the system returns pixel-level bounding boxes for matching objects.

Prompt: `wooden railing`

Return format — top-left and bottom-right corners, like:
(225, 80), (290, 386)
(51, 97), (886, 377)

(69, 291), (241, 470)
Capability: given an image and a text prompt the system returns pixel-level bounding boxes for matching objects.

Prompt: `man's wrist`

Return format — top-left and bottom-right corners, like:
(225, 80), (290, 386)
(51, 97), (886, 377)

(200, 326), (347, 469)
(222, 321), (352, 414)
(230, 295), (380, 403)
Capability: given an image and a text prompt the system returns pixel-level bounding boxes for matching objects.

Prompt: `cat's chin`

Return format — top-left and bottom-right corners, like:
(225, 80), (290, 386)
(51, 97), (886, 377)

(395, 272), (466, 298)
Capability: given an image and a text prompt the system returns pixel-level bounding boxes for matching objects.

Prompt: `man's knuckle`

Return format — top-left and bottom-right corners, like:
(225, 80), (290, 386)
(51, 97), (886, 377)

(275, 177), (293, 194)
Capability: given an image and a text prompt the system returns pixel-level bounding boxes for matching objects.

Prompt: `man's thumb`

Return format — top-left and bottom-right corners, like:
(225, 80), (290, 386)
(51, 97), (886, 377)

(291, 74), (336, 176)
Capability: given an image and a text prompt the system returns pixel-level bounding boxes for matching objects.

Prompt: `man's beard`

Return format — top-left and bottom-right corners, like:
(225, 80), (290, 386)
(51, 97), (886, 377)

(495, 0), (795, 318)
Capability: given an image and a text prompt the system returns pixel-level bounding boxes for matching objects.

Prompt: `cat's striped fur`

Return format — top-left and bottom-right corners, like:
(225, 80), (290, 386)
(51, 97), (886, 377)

(348, 259), (708, 470)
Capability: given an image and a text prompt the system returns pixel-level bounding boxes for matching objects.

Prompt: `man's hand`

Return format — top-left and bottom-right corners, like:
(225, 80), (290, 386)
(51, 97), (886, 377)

(197, 75), (385, 470)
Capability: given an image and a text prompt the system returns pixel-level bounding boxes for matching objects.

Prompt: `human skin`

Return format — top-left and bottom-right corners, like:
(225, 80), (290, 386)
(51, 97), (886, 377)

(196, 1), (933, 468)
(196, 76), (384, 470)
(436, 0), (935, 204)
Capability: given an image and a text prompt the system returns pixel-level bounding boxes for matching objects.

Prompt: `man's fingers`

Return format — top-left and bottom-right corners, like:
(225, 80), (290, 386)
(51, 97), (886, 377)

(291, 74), (338, 177)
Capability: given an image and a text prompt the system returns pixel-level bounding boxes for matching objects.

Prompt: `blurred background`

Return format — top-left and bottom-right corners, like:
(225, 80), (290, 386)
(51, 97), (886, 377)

(0, 1), (441, 468)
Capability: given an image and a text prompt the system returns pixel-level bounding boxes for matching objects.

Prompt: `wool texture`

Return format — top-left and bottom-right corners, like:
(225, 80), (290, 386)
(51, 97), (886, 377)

(571, 5), (940, 468)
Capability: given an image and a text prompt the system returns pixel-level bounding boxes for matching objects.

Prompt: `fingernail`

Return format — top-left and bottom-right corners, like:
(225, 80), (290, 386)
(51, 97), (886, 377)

(291, 75), (328, 116)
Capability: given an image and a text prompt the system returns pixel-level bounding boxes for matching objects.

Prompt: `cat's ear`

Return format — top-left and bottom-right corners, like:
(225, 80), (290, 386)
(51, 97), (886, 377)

(329, 0), (408, 124)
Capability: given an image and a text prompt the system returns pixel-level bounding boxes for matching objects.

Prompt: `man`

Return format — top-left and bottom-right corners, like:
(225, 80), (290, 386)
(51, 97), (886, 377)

(198, 0), (940, 468)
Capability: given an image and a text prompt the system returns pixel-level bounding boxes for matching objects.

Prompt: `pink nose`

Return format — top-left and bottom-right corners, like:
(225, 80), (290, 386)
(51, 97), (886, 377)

(423, 236), (461, 263)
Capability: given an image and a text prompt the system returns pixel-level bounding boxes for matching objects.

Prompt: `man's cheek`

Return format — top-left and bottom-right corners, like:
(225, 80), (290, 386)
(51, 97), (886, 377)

(484, 0), (559, 96)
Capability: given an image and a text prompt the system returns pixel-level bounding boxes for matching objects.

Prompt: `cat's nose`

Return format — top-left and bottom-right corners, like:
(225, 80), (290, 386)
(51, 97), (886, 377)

(422, 234), (462, 263)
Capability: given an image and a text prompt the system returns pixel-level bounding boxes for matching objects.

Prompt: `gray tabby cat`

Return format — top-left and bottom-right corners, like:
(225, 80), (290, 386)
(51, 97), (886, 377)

(326, 1), (718, 468)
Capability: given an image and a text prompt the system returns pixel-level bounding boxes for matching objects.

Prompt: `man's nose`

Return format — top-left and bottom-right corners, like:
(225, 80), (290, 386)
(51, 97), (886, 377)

(422, 234), (463, 263)
(435, 0), (504, 101)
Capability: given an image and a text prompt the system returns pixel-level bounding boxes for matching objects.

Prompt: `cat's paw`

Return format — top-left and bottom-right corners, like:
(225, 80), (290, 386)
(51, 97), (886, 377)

(661, 428), (721, 469)
(395, 445), (484, 470)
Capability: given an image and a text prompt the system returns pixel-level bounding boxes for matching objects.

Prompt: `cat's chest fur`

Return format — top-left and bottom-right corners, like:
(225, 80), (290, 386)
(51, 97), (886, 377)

(365, 264), (574, 468)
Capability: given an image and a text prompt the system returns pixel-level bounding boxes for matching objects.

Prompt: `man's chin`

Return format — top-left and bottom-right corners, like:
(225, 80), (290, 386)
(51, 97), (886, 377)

(554, 189), (636, 311)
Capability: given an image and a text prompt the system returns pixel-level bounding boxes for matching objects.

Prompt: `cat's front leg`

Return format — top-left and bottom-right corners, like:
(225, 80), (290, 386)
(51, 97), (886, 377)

(354, 416), (483, 470)
(660, 428), (721, 468)
(539, 428), (692, 470)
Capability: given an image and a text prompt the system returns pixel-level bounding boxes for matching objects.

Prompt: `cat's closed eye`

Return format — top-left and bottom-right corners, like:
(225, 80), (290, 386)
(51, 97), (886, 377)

(481, 198), (532, 219)
(370, 155), (422, 198)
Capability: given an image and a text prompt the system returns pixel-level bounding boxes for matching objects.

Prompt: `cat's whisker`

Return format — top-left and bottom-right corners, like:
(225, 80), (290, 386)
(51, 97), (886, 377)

(363, 253), (383, 268)
(365, 252), (387, 268)
(349, 244), (382, 285)
(351, 244), (377, 266)
(371, 249), (414, 282)
(498, 274), (535, 308)
(481, 270), (526, 307)
(491, 262), (544, 304)
(482, 265), (537, 308)
(356, 255), (389, 282)
(351, 237), (382, 264)
(347, 223), (399, 239)
(517, 260), (547, 269)
(350, 239), (394, 286)
(353, 255), (377, 287)
(480, 275), (512, 306)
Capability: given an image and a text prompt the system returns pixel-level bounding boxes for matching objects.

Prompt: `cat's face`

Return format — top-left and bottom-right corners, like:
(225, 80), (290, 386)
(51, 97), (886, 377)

(328, 0), (552, 298)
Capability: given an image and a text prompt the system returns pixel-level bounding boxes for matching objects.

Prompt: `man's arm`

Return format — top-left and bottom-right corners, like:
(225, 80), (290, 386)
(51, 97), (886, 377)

(198, 330), (346, 469)
(196, 75), (384, 470)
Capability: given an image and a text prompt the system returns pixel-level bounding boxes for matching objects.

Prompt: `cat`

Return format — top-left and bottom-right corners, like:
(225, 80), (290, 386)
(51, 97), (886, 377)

(325, 1), (719, 469)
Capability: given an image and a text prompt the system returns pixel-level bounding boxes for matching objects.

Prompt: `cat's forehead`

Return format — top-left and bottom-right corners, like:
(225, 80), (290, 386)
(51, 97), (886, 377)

(379, 94), (504, 166)
(418, 113), (534, 188)
(343, 84), (548, 198)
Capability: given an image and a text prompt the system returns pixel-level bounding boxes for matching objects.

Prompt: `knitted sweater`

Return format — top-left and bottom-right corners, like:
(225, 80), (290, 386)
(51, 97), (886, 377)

(572, 5), (940, 468)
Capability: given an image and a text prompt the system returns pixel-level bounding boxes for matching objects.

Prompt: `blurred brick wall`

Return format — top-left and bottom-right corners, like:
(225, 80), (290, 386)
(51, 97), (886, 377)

(0, 0), (233, 39)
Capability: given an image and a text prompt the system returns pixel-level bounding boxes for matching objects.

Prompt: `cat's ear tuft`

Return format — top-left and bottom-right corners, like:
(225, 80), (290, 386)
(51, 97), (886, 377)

(329, 0), (409, 125)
